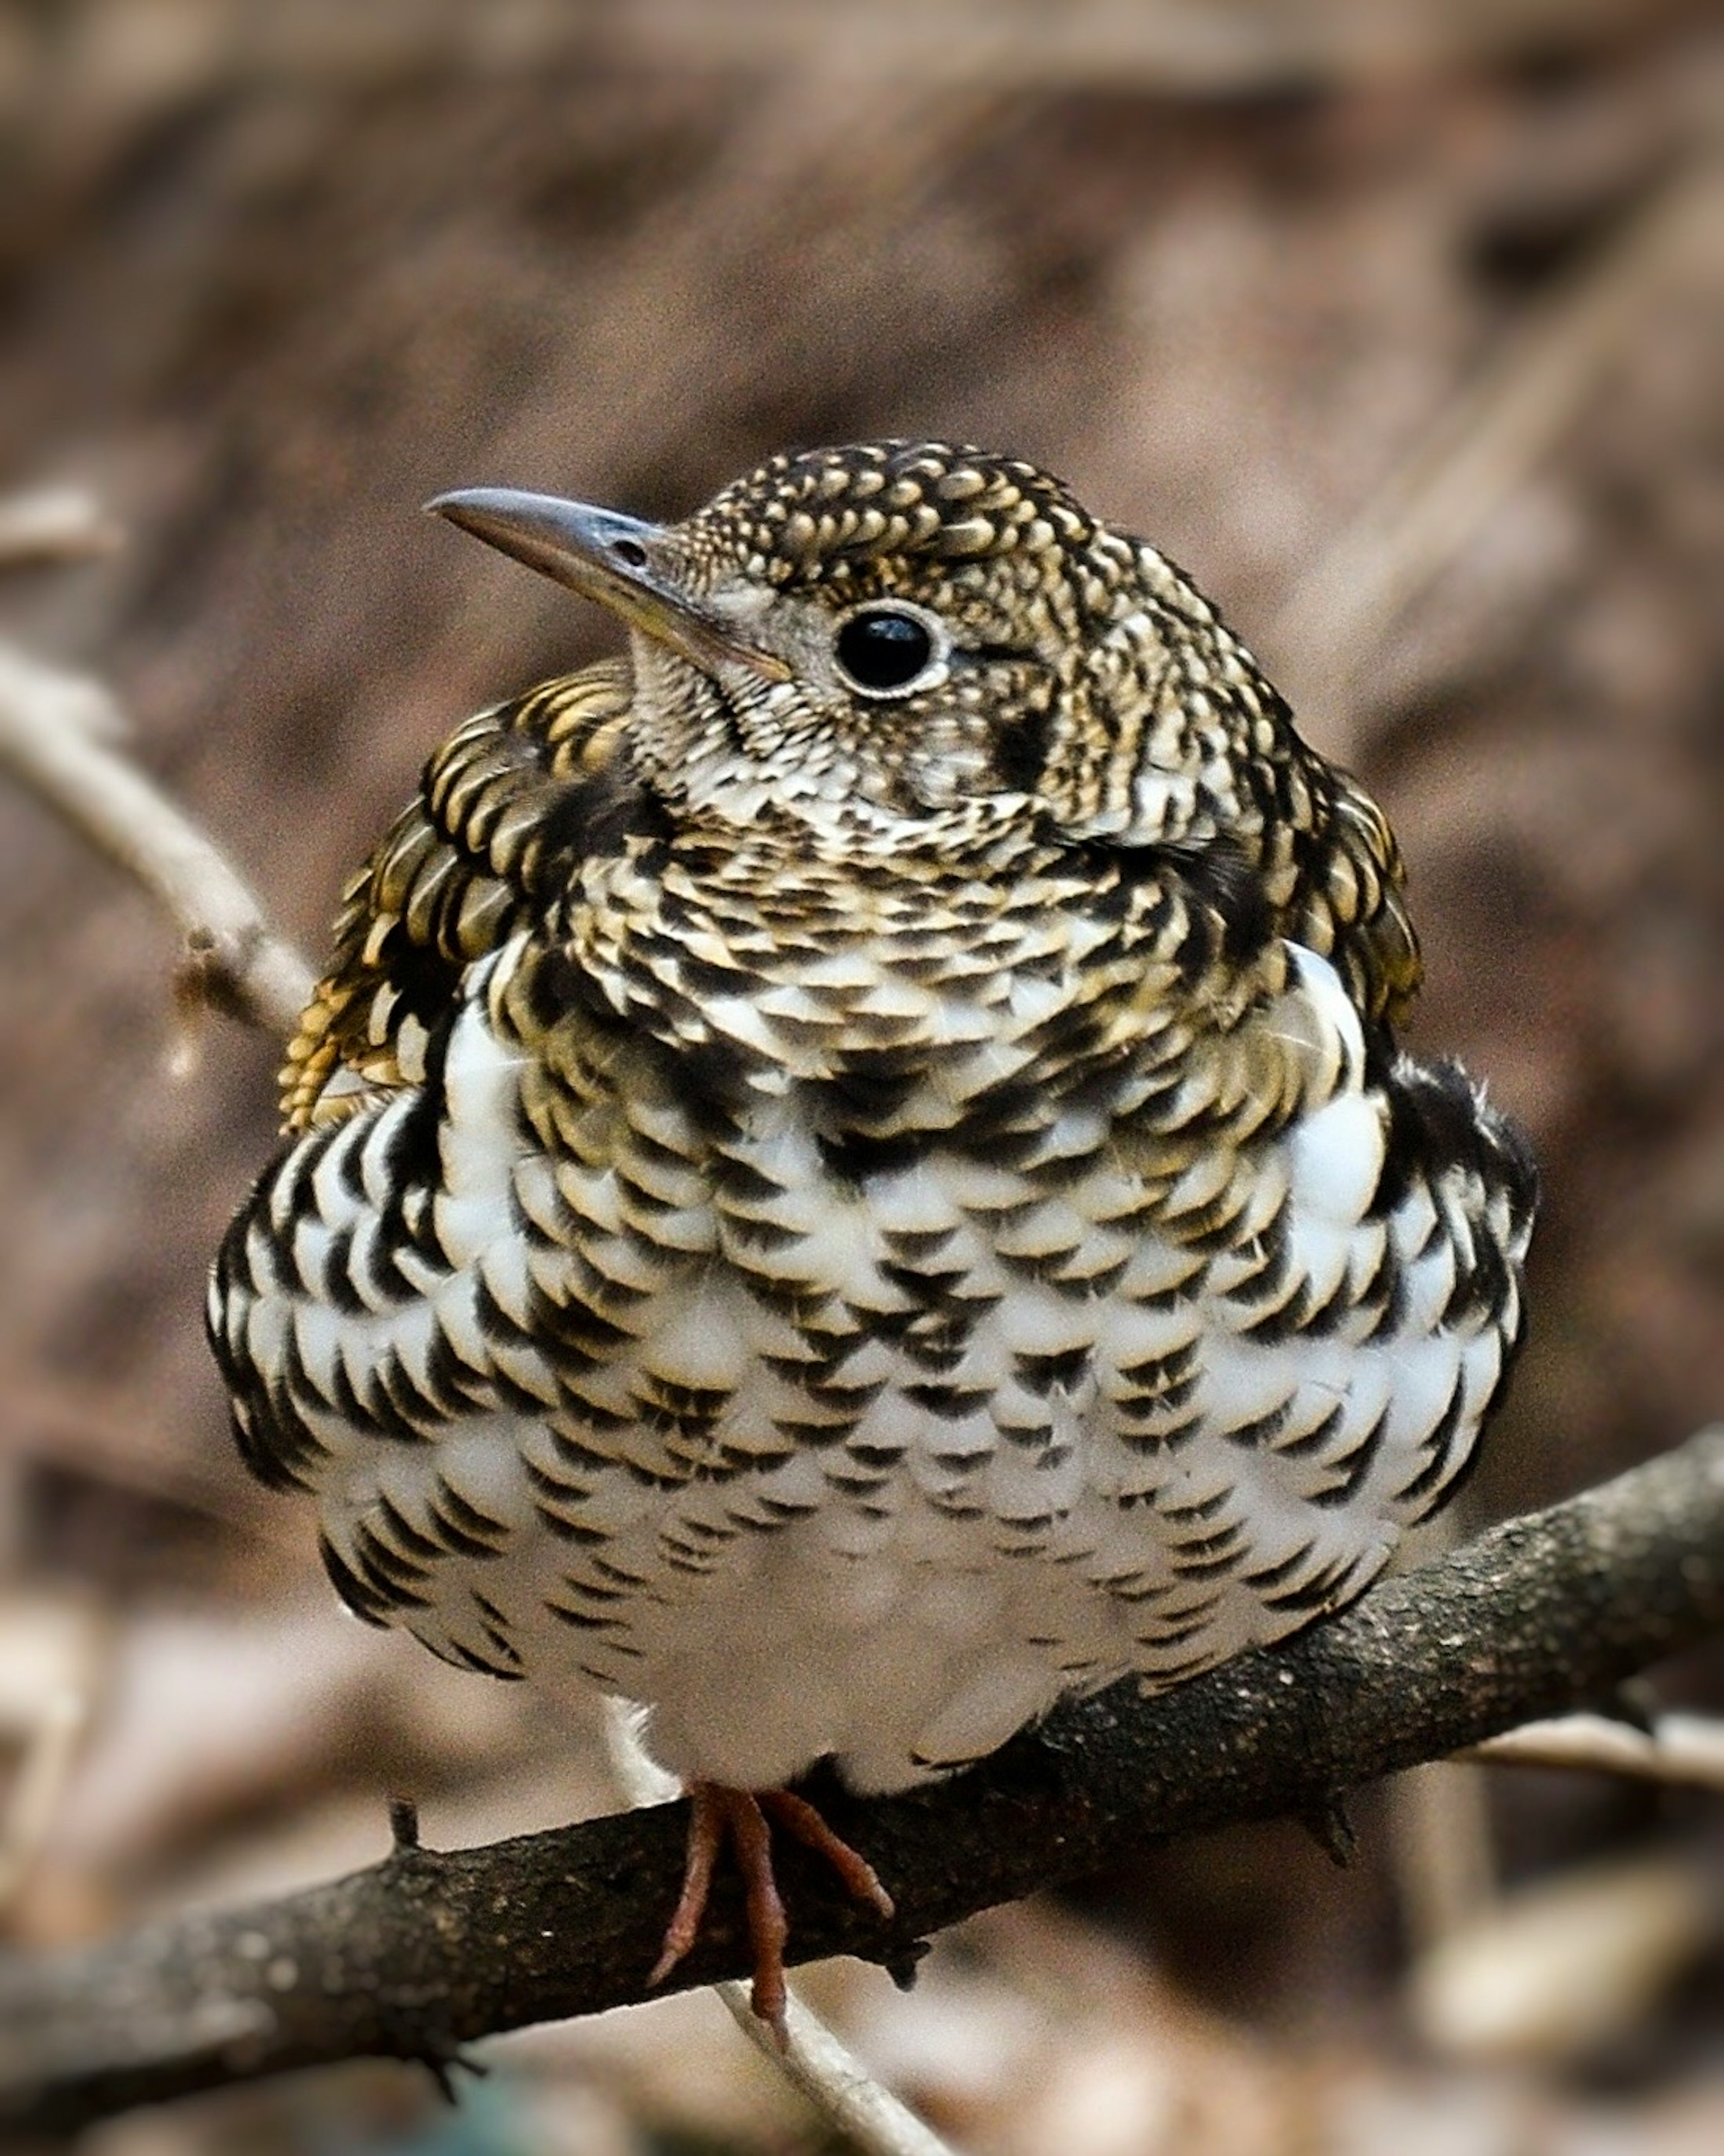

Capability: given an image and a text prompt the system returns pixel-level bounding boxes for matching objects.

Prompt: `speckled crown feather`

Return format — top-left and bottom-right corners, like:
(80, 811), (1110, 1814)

(688, 439), (1098, 583)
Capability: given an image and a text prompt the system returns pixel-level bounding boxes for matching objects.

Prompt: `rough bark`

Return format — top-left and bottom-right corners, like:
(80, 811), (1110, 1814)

(1, 1427), (1720, 2139)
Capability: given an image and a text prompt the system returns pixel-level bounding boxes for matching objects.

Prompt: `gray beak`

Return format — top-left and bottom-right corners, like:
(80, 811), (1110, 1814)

(426, 486), (788, 682)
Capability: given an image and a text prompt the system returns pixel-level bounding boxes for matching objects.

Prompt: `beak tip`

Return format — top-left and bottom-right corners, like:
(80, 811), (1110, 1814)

(423, 489), (478, 526)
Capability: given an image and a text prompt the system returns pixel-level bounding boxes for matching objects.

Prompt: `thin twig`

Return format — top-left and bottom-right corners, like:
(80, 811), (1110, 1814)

(1, 1426), (1720, 2138)
(1465, 1711), (1724, 1793)
(0, 640), (314, 1038)
(0, 489), (123, 572)
(1268, 146), (1724, 744)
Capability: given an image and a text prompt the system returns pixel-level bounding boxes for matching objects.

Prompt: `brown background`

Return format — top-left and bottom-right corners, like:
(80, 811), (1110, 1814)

(1, 4), (1720, 2150)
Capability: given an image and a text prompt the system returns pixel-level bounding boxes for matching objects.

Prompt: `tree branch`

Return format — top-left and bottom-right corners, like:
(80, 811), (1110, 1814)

(2, 1426), (1720, 2138)
(0, 639), (314, 1038)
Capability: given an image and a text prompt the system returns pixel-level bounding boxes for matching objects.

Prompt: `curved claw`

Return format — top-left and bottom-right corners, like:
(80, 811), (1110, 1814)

(648, 1781), (895, 2039)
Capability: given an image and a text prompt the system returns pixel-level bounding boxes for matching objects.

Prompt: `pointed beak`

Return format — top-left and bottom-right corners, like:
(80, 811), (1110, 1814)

(426, 486), (789, 682)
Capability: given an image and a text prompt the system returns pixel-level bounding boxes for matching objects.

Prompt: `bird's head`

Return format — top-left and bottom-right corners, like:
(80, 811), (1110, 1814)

(430, 440), (1296, 855)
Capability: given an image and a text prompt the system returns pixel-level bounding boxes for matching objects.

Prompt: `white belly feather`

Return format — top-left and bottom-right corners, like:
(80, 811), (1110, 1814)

(227, 937), (1522, 1796)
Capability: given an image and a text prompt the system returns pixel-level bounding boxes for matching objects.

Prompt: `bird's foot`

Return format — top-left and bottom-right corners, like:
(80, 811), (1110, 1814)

(648, 1780), (894, 2037)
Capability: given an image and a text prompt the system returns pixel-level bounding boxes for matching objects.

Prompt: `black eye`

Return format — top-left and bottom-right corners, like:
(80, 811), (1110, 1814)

(835, 607), (939, 695)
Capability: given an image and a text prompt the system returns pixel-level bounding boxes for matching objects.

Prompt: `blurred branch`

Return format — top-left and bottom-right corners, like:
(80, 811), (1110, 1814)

(1467, 1711), (1724, 1792)
(1, 1426), (1720, 2139)
(0, 490), (122, 572)
(0, 635), (314, 1039)
(14, 0), (1683, 114)
(1269, 145), (1724, 744)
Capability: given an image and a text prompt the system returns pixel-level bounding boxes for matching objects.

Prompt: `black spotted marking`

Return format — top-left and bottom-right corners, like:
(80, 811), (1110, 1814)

(1443, 1226), (1508, 1326)
(472, 1609), (525, 1666)
(560, 1577), (629, 1603)
(524, 1282), (633, 1360)
(990, 701), (1054, 792)
(1390, 1376), (1471, 1511)
(677, 951), (759, 999)
(803, 1375), (889, 1413)
(371, 1353), (449, 1437)
(230, 1384), (326, 1492)
(773, 1415), (859, 1449)
(845, 1440), (907, 1468)
(1259, 1550), (1357, 1614)
(520, 945), (603, 1033)
(1223, 1227), (1293, 1308)
(1171, 837), (1279, 971)
(1225, 1399), (1293, 1448)
(1372, 1051), (1538, 1230)
(543, 1423), (619, 1473)
(588, 1556), (651, 1587)
(636, 1378), (730, 1424)
(315, 1228), (370, 1317)
(709, 1154), (784, 1204)
(1054, 1256), (1130, 1300)
(994, 1245), (1082, 1290)
(333, 1121), (372, 1203)
(1114, 1415), (1202, 1454)
(1128, 1274), (1203, 1314)
(1271, 1402), (1347, 1459)
(673, 1515), (743, 1545)
(757, 1494), (820, 1521)
(1114, 1363), (1201, 1419)
(817, 1052), (925, 1128)
(528, 764), (673, 882)
(424, 1327), (493, 1410)
(1238, 1541), (1315, 1590)
(478, 1364), (556, 1417)
(817, 1127), (934, 1182)
(996, 1420), (1056, 1452)
(532, 1503), (608, 1544)
(425, 1485), (511, 1559)
(1013, 1345), (1090, 1397)
(523, 1460), (603, 1535)
(544, 1600), (620, 1632)
(1159, 1486), (1232, 1524)
(721, 1212), (802, 1254)
(374, 1492), (446, 1563)
(378, 1040), (448, 1212)
(1169, 1536), (1248, 1581)
(1136, 1628), (1217, 1663)
(1359, 1251), (1410, 1342)
(1308, 1405), (1392, 1508)
(1117, 1340), (1200, 1392)
(1158, 1190), (1249, 1256)
(319, 1532), (394, 1626)
(281, 1322), (337, 1417)
(878, 1259), (971, 1306)
(897, 1325), (973, 1376)
(351, 1515), (434, 1598)
(1235, 1280), (1311, 1346)
(652, 1036), (751, 1140)
(1108, 1574), (1170, 1605)
(1297, 1270), (1355, 1340)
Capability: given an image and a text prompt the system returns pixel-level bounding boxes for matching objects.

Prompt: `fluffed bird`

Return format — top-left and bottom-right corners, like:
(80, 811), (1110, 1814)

(210, 440), (1536, 2029)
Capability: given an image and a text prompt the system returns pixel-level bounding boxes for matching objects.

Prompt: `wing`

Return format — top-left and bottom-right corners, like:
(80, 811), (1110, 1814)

(1283, 757), (1423, 1034)
(279, 660), (636, 1129)
(212, 657), (649, 1508)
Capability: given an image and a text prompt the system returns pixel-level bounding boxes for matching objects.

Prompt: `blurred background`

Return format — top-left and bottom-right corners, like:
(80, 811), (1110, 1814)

(0, 2), (1720, 2150)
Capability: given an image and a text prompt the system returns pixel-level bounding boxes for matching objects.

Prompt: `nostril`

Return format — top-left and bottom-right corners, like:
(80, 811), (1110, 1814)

(611, 538), (649, 569)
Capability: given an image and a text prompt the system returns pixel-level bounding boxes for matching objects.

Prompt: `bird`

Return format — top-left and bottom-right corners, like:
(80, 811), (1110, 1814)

(209, 438), (1537, 2032)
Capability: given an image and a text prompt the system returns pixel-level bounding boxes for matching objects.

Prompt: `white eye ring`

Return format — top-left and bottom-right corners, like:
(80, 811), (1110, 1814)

(831, 601), (950, 700)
